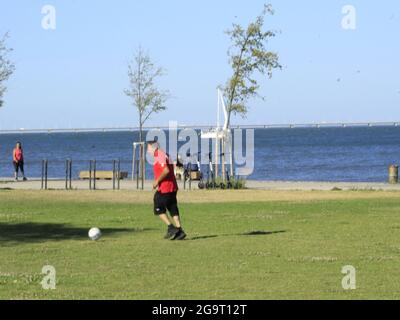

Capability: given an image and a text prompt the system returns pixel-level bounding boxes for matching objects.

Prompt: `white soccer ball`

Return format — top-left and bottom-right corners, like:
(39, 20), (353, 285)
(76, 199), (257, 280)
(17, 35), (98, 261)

(88, 228), (102, 241)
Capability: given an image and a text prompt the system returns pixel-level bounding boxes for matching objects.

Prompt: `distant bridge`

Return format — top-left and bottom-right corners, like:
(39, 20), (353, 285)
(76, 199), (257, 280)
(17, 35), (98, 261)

(0, 122), (399, 134)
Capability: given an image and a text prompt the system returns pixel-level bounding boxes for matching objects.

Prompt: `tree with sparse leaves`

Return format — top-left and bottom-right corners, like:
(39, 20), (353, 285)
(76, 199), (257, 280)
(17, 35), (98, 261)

(124, 48), (169, 143)
(223, 4), (281, 127)
(0, 33), (15, 109)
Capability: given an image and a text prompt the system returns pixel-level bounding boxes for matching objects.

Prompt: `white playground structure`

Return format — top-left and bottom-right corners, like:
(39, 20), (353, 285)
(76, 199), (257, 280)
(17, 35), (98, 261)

(201, 89), (234, 180)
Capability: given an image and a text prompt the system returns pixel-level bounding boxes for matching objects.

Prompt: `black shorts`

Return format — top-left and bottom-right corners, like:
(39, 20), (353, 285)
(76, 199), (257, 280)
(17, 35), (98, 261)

(154, 191), (180, 217)
(13, 161), (24, 173)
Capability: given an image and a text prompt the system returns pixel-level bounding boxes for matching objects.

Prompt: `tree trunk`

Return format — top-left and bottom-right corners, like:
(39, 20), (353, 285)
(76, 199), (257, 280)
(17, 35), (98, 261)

(139, 123), (144, 183)
(139, 124), (143, 143)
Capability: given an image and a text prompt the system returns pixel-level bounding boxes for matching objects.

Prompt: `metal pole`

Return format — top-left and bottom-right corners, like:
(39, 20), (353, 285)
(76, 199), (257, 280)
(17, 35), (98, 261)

(65, 159), (68, 190)
(212, 171), (216, 189)
(136, 159), (140, 190)
(93, 160), (97, 190)
(117, 159), (121, 190)
(89, 160), (92, 190)
(189, 166), (192, 190)
(132, 143), (136, 181)
(69, 160), (72, 190)
(112, 160), (116, 190)
(41, 160), (44, 190)
(44, 160), (48, 190)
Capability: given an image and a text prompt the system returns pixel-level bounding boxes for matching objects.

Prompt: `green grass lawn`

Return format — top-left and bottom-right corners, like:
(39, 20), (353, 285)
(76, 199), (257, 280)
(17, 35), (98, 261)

(1, 190), (400, 300)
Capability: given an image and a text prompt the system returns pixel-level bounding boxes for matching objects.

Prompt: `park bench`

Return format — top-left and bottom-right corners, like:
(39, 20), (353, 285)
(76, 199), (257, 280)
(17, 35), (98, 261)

(79, 171), (128, 180)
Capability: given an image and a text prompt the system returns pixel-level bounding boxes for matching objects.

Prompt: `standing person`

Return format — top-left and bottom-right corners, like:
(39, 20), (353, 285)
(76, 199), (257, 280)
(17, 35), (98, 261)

(13, 142), (27, 181)
(147, 140), (186, 240)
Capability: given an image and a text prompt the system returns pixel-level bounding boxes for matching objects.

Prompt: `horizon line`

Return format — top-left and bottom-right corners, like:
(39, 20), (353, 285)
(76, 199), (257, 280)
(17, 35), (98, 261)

(0, 121), (400, 134)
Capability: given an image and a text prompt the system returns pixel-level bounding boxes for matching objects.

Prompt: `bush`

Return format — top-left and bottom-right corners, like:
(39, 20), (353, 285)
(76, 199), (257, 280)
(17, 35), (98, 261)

(199, 176), (246, 190)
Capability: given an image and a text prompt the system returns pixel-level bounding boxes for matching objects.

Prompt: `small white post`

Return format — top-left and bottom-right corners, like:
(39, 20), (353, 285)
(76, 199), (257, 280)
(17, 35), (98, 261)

(217, 90), (221, 131)
(215, 134), (219, 179)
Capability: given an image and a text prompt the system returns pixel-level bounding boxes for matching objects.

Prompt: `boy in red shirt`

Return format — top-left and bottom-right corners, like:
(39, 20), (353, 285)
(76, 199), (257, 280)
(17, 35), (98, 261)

(147, 140), (186, 240)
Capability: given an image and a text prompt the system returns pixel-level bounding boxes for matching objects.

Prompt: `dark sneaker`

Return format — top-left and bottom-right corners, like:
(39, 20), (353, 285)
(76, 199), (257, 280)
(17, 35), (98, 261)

(173, 229), (187, 241)
(23, 177), (28, 181)
(164, 225), (179, 240)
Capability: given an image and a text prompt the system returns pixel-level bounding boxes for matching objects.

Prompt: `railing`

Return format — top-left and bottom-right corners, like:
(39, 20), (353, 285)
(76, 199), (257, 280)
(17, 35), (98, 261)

(0, 159), (133, 190)
(39, 159), (123, 190)
(0, 157), (232, 191)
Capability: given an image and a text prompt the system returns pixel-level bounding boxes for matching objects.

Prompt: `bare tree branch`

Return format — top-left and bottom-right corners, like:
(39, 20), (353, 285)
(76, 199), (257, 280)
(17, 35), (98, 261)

(0, 32), (15, 108)
(124, 48), (170, 142)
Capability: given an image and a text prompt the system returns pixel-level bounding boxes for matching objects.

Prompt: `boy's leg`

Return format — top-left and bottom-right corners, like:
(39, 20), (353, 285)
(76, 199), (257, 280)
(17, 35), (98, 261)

(172, 215), (182, 229)
(159, 213), (172, 226)
(172, 215), (186, 240)
(168, 193), (186, 240)
(154, 192), (179, 239)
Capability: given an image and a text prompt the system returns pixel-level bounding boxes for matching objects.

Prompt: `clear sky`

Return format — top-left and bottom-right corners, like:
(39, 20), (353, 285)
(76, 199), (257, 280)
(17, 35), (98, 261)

(0, 0), (399, 130)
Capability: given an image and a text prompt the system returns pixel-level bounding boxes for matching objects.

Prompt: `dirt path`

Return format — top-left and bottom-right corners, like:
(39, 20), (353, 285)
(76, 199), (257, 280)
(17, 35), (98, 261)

(1, 188), (399, 204)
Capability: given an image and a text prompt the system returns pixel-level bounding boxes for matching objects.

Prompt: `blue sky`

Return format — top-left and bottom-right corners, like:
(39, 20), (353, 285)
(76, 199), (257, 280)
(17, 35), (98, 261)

(0, 0), (399, 130)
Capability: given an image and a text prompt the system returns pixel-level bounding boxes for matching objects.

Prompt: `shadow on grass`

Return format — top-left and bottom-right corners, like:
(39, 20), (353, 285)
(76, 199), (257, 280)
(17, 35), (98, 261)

(0, 222), (152, 245)
(189, 230), (287, 241)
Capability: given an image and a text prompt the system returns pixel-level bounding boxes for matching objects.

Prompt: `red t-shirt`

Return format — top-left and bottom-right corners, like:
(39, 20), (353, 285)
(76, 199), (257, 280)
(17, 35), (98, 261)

(154, 149), (178, 194)
(13, 148), (23, 162)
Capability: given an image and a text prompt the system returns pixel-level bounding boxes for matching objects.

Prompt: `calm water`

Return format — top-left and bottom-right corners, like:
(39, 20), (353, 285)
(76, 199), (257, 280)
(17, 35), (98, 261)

(0, 127), (399, 182)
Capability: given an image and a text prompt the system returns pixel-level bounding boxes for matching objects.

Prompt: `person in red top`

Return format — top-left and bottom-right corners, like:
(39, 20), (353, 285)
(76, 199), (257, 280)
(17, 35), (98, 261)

(147, 140), (186, 240)
(13, 141), (27, 181)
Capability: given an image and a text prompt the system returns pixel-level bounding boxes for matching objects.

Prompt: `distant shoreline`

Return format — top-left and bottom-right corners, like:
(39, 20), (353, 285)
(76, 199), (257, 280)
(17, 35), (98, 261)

(1, 121), (400, 134)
